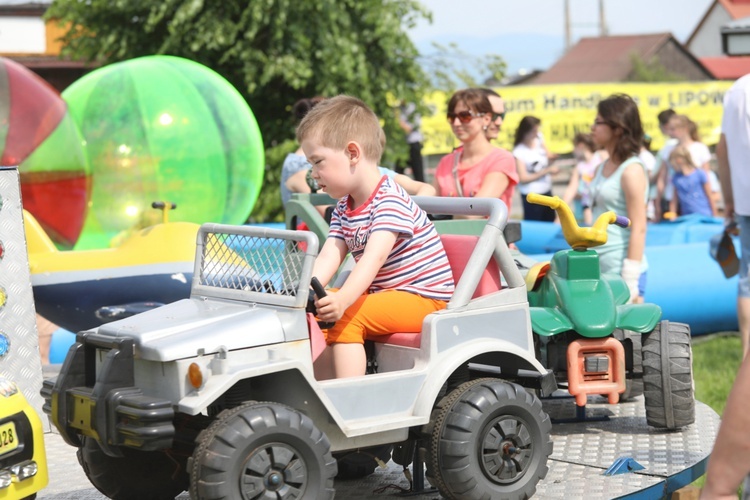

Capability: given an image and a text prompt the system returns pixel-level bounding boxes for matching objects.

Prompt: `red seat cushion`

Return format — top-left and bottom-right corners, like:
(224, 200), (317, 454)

(439, 234), (502, 298)
(370, 333), (422, 348)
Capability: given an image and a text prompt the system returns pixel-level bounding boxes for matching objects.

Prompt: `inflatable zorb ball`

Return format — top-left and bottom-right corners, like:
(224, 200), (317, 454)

(0, 57), (90, 248)
(63, 55), (264, 249)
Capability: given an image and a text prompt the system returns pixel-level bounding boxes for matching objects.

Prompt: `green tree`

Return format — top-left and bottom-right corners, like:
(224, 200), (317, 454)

(46, 0), (432, 221)
(418, 42), (507, 92)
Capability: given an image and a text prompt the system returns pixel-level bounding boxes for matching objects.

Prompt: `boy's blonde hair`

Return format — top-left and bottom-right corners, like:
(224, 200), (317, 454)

(296, 95), (384, 163)
(669, 145), (697, 169)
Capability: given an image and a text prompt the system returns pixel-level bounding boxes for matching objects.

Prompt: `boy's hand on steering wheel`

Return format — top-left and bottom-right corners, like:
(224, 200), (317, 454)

(314, 291), (347, 323)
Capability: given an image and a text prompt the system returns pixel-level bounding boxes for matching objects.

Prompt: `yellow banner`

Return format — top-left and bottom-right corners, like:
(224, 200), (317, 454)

(422, 81), (734, 156)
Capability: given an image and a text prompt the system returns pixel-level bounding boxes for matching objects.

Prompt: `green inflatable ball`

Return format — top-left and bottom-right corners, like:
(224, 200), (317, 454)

(63, 55), (264, 249)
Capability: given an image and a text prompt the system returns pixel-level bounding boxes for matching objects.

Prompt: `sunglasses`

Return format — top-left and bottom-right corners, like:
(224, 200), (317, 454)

(447, 110), (485, 124)
(491, 111), (506, 121)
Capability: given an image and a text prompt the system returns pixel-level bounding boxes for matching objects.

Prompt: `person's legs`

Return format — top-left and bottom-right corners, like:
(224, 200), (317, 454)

(739, 298), (750, 358)
(324, 290), (447, 377)
(522, 191), (556, 221)
(738, 215), (750, 356)
(408, 142), (425, 182)
(332, 343), (367, 378)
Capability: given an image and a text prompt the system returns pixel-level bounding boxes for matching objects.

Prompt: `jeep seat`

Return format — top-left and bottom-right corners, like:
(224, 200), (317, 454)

(371, 234), (503, 348)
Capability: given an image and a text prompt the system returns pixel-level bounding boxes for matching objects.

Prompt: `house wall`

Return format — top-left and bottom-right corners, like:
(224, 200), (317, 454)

(688, 4), (732, 57)
(0, 17), (45, 54)
(650, 41), (713, 80)
(45, 20), (67, 55)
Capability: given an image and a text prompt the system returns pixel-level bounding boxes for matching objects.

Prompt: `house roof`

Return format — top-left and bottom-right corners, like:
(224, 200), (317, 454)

(8, 55), (91, 70)
(718, 0), (750, 19)
(700, 56), (750, 79)
(0, 1), (48, 15)
(688, 0), (750, 47)
(531, 33), (707, 84)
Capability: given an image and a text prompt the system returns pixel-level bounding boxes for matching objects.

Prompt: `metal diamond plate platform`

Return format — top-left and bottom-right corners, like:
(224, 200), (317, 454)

(38, 395), (717, 499)
(0, 167), (47, 429)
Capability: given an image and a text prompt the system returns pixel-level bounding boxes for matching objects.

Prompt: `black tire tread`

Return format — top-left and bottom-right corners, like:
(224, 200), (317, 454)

(77, 437), (187, 500)
(424, 378), (552, 500)
(188, 401), (336, 500)
(642, 321), (695, 429)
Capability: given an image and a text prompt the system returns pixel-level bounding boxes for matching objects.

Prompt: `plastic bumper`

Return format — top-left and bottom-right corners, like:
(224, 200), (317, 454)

(41, 332), (174, 457)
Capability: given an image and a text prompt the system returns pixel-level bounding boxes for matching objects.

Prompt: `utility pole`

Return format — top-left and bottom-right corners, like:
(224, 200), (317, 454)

(599, 0), (609, 36)
(564, 0), (571, 51)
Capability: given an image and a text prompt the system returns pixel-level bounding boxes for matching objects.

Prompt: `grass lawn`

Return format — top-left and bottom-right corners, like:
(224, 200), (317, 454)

(692, 333), (744, 415)
(688, 332), (744, 491)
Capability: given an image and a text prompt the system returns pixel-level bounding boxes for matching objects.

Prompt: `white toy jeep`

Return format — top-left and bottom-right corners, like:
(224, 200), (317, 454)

(42, 197), (556, 500)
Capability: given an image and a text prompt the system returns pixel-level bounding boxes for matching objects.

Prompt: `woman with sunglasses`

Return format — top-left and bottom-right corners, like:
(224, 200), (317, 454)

(589, 94), (649, 304)
(433, 88), (518, 215)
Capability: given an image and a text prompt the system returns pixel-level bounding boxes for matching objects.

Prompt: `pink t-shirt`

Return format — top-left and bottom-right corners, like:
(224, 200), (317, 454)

(435, 147), (519, 211)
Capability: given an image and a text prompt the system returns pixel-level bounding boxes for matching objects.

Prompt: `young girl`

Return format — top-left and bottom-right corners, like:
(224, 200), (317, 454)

(562, 132), (601, 225)
(668, 145), (717, 217)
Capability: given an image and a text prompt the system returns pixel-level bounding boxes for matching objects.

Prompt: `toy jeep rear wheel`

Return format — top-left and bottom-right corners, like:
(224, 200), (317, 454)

(189, 401), (337, 499)
(425, 378), (552, 500)
(77, 436), (188, 500)
(642, 320), (695, 429)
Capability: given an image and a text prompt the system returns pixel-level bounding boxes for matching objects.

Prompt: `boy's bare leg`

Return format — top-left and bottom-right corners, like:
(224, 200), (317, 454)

(313, 346), (335, 381)
(332, 343), (366, 378)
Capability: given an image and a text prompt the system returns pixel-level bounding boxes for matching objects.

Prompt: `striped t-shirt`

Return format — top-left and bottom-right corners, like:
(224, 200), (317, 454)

(329, 176), (455, 301)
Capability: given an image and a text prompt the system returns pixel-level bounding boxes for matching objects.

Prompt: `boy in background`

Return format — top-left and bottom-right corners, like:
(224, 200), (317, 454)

(297, 95), (454, 379)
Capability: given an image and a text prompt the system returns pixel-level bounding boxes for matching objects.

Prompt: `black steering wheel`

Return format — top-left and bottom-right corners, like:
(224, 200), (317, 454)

(308, 277), (335, 329)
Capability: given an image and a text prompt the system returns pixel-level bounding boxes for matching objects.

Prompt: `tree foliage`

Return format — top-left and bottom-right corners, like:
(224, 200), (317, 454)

(419, 42), (507, 92)
(47, 0), (431, 148)
(46, 0), (432, 220)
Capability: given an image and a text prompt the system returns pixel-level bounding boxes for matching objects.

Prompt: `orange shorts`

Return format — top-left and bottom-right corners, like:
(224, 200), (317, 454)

(324, 289), (447, 345)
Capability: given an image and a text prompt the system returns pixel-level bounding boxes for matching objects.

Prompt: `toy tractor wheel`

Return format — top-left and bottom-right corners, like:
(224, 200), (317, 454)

(189, 401), (337, 500)
(77, 437), (188, 500)
(424, 378), (552, 500)
(642, 320), (695, 429)
(614, 329), (644, 401)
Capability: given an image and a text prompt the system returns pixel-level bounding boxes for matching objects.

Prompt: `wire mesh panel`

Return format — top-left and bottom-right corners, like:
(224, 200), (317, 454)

(193, 224), (317, 308)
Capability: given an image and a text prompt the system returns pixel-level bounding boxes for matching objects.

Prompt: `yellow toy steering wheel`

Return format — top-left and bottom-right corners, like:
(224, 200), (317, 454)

(526, 193), (630, 250)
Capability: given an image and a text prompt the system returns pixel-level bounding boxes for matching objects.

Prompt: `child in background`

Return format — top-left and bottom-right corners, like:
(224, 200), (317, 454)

(297, 95), (455, 379)
(563, 133), (600, 225)
(668, 145), (717, 217)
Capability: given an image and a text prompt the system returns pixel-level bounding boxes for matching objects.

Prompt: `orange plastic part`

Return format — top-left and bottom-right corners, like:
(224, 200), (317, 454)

(566, 337), (626, 406)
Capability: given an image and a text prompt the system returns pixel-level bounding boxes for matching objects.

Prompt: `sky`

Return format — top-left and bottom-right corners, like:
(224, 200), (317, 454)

(409, 0), (716, 76)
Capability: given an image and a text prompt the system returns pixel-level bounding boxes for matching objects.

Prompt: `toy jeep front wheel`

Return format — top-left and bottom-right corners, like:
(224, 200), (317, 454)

(189, 402), (337, 500)
(643, 320), (695, 429)
(425, 378), (552, 500)
(77, 437), (188, 500)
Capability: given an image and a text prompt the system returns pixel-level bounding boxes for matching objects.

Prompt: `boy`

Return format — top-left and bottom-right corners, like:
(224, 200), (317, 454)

(296, 95), (454, 379)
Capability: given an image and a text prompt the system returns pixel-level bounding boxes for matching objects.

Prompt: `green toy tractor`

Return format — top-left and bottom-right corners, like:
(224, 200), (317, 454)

(524, 193), (694, 430)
